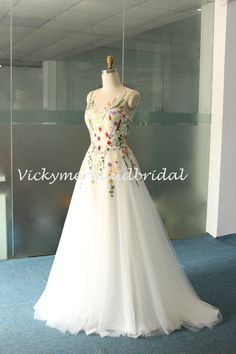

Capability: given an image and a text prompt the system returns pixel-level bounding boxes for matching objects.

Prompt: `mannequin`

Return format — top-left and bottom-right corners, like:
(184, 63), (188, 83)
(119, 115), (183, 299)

(86, 55), (141, 111)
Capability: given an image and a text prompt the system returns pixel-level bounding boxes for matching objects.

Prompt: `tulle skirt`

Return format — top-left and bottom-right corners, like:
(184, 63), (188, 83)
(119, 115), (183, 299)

(33, 144), (223, 338)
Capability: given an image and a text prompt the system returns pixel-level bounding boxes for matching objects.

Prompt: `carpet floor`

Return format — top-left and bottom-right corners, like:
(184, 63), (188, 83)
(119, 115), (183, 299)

(0, 233), (235, 354)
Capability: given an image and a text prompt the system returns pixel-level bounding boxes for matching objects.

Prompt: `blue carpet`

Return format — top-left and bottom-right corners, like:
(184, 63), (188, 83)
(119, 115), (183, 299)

(0, 234), (236, 354)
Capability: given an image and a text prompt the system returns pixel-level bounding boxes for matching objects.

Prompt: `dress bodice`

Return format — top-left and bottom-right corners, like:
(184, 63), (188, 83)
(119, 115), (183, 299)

(85, 89), (136, 152)
(81, 88), (140, 197)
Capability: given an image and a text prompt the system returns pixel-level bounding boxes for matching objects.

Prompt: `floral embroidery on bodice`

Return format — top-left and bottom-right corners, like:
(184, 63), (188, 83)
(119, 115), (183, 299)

(79, 88), (141, 197)
(86, 89), (135, 150)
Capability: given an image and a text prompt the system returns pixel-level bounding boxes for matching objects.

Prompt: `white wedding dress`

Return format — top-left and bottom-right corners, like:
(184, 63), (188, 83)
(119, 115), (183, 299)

(33, 88), (223, 338)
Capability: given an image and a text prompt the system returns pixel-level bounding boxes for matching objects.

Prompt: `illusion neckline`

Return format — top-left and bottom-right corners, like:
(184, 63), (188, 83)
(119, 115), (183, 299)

(90, 88), (129, 114)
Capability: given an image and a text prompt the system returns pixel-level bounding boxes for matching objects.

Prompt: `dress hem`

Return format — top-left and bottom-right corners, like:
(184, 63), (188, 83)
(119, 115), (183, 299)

(33, 308), (223, 339)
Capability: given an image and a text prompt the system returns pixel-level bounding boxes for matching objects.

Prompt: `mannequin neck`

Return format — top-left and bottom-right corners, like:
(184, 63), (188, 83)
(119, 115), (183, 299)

(101, 69), (123, 91)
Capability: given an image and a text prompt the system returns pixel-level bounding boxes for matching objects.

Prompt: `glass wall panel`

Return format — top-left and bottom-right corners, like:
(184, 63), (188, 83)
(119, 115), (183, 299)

(123, 2), (214, 239)
(0, 1), (12, 260)
(11, 0), (124, 258)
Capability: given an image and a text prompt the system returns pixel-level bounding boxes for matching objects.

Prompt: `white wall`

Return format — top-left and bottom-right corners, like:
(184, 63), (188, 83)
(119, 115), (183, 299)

(206, 0), (236, 237)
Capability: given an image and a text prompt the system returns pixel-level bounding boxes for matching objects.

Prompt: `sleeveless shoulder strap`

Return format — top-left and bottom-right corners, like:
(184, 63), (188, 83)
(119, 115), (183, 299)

(88, 90), (94, 102)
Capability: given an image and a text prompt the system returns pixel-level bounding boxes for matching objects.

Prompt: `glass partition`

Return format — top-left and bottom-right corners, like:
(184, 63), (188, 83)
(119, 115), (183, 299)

(0, 1), (12, 260)
(11, 0), (125, 258)
(123, 3), (214, 239)
(0, 0), (215, 259)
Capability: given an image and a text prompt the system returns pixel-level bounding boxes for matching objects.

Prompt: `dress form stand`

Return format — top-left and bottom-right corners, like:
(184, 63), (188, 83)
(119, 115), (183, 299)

(87, 55), (141, 111)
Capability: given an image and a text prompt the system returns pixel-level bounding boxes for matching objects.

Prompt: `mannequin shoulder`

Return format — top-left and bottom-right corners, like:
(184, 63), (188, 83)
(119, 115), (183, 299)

(127, 89), (141, 110)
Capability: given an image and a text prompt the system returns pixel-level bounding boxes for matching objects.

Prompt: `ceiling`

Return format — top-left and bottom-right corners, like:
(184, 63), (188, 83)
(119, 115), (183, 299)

(0, 0), (213, 63)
